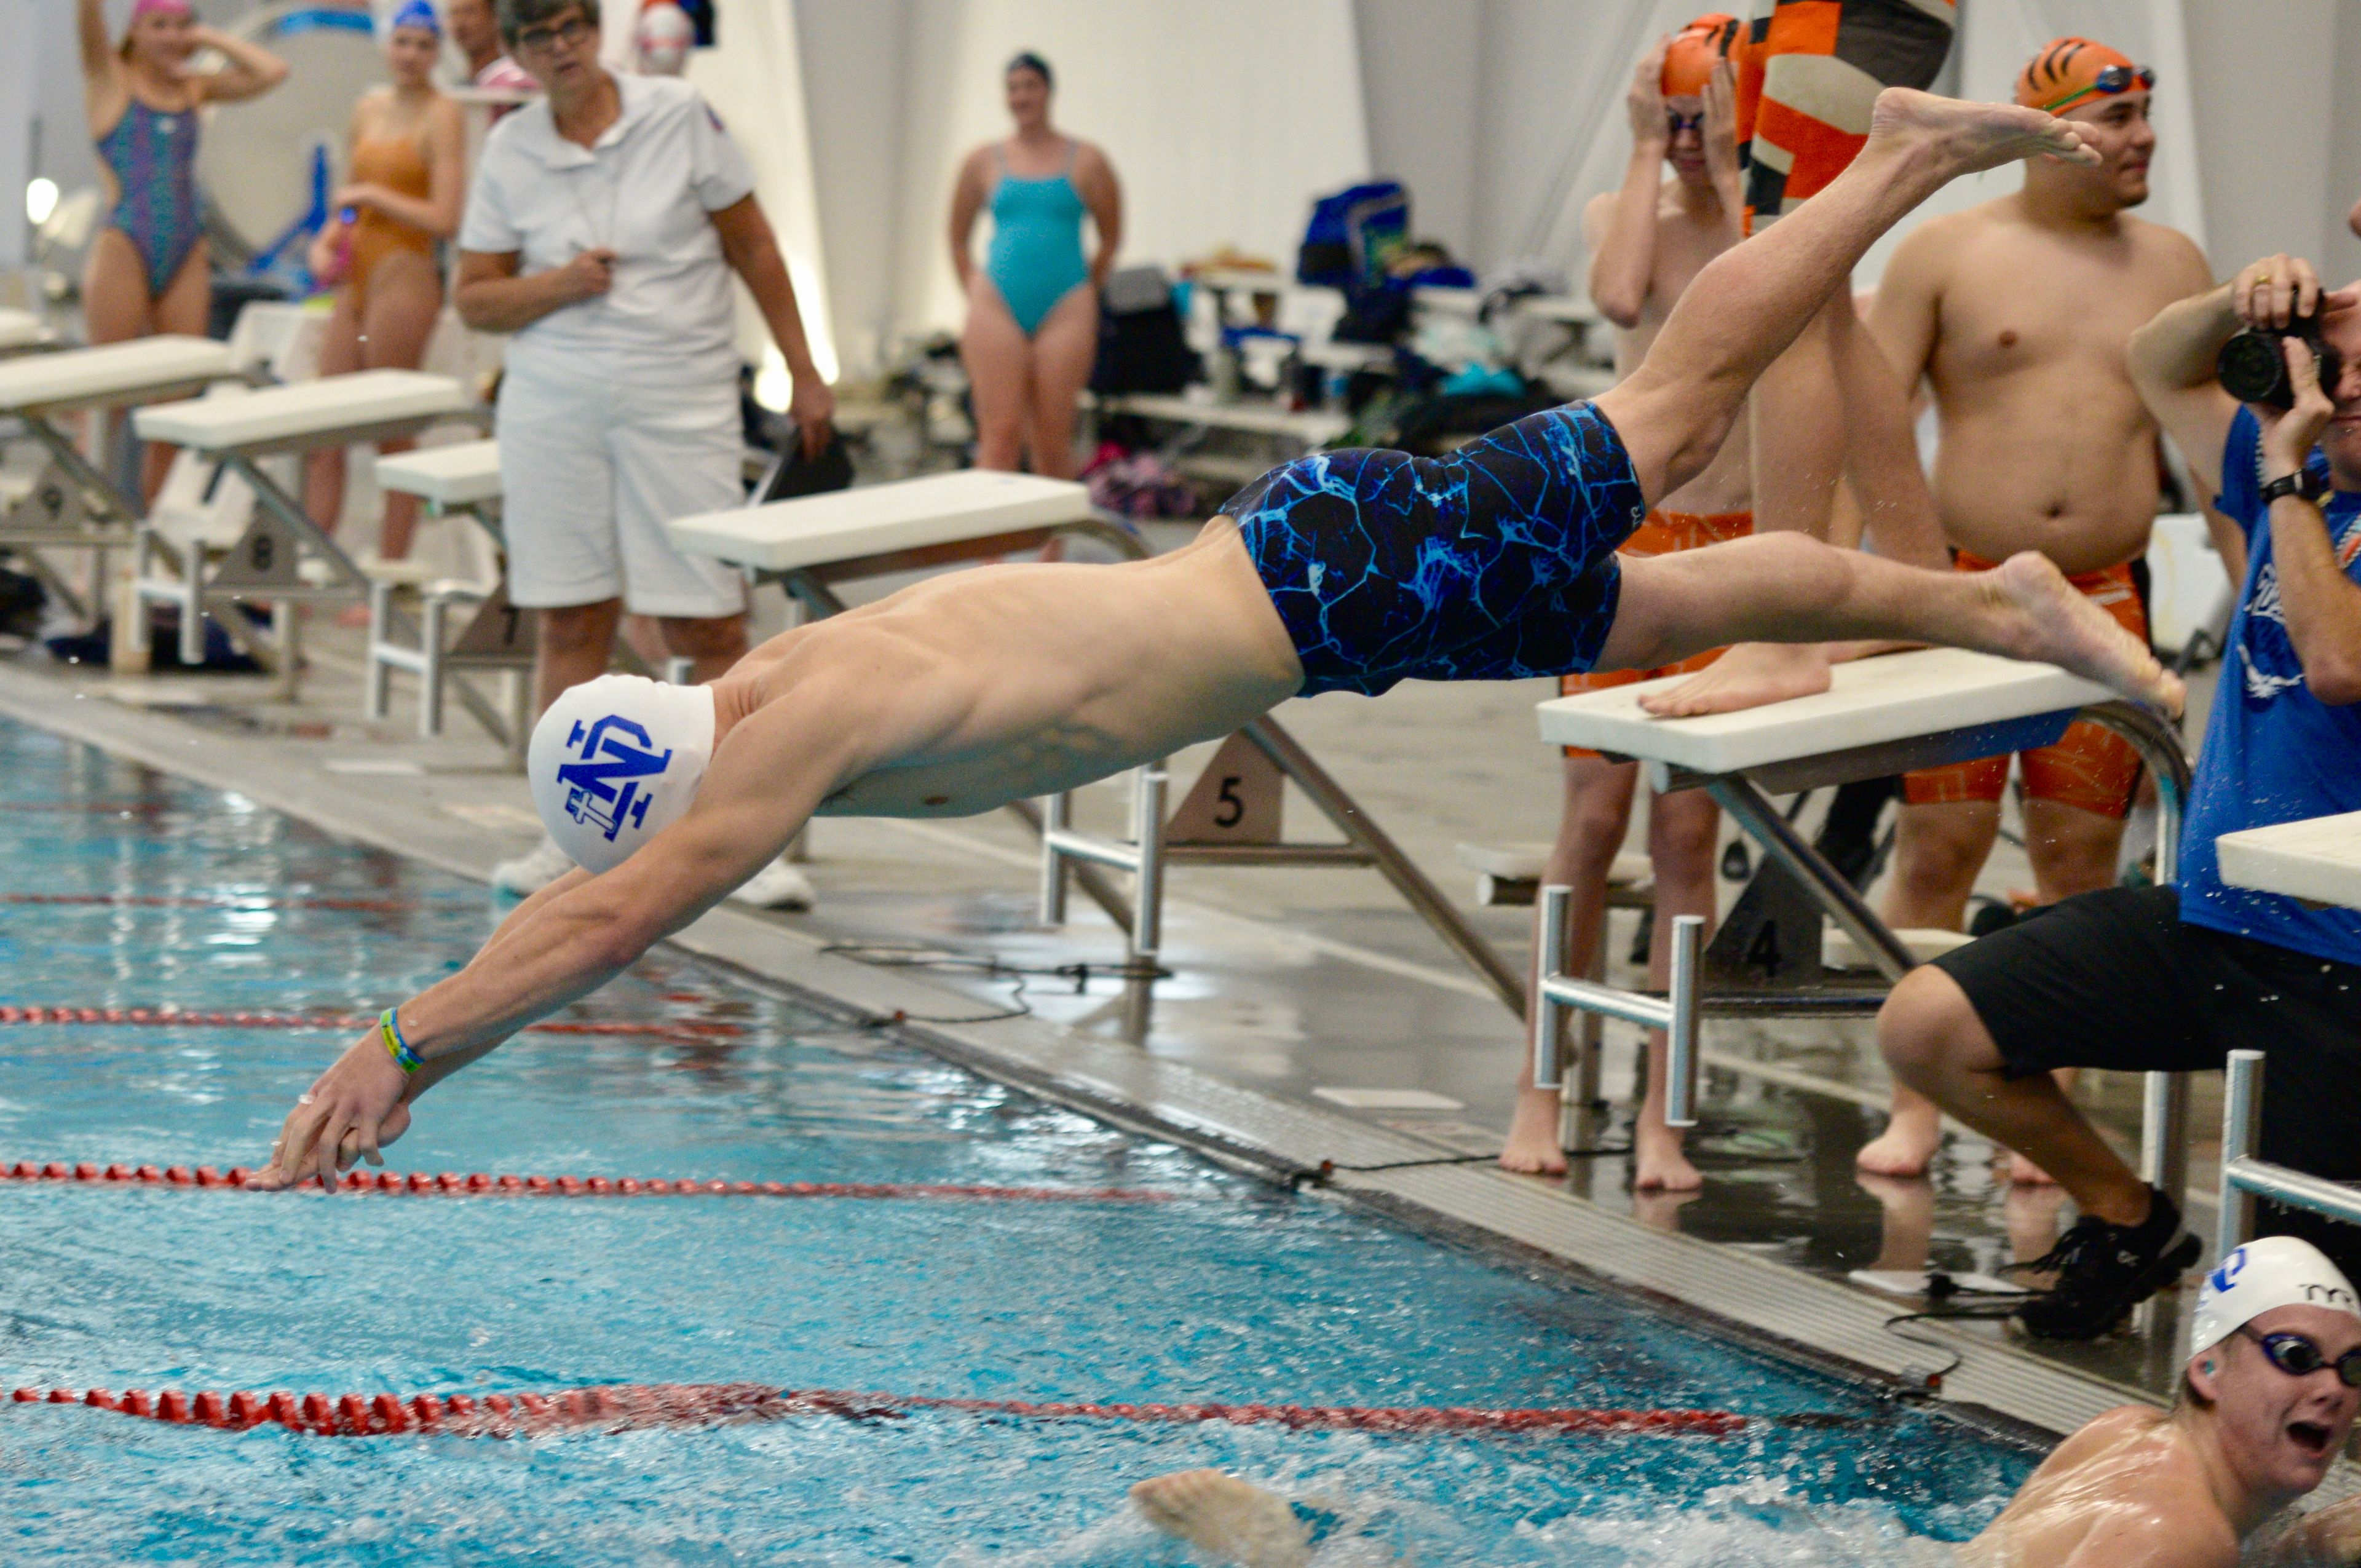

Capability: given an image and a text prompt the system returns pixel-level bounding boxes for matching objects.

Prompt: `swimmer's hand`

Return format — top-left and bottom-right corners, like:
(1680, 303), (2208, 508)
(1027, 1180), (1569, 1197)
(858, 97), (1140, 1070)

(247, 1034), (413, 1193)
(1626, 36), (1671, 148)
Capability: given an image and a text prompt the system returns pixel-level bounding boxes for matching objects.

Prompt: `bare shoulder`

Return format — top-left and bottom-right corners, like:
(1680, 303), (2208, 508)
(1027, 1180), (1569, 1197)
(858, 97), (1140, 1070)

(1891, 205), (1986, 274)
(2065, 1507), (2239, 1568)
(2123, 217), (2215, 290)
(1072, 140), (1116, 178)
(1580, 189), (1618, 241)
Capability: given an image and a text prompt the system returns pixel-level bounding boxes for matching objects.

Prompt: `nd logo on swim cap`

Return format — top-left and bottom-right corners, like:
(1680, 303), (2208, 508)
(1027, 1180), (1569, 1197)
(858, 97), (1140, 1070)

(556, 715), (673, 846)
(527, 675), (717, 875)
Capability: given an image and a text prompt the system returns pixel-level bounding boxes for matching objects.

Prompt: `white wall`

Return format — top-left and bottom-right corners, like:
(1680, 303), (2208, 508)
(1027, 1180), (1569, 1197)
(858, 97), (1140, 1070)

(794, 0), (911, 376)
(684, 0), (839, 387)
(888, 0), (1369, 336)
(1353, 0), (1481, 261)
(0, 0), (31, 267)
(2184, 0), (2343, 280)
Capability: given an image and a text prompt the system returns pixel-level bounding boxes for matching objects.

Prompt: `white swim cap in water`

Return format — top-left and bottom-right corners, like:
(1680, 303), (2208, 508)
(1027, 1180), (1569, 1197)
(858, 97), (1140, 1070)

(2191, 1237), (2361, 1357)
(526, 675), (717, 874)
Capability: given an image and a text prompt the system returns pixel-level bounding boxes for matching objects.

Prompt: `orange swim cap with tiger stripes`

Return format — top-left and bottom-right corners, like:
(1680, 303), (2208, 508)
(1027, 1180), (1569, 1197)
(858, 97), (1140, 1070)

(1662, 13), (1742, 98)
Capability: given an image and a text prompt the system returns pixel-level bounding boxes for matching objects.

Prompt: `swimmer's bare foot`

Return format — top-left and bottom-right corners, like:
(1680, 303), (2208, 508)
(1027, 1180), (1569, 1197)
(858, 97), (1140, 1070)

(1856, 1093), (1943, 1178)
(1639, 641), (1832, 718)
(1633, 1117), (1701, 1192)
(1501, 1087), (1570, 1176)
(1131, 1470), (1314, 1568)
(1867, 87), (2100, 176)
(1988, 552), (2185, 716)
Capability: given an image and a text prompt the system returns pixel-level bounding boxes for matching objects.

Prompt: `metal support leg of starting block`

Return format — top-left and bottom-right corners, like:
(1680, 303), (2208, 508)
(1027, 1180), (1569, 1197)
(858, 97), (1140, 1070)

(1535, 896), (1704, 1125)
(1038, 717), (1524, 1002)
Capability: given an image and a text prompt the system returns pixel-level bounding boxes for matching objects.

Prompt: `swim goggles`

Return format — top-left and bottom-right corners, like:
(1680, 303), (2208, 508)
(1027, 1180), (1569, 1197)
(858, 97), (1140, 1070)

(2241, 1324), (2361, 1387)
(2039, 63), (2156, 114)
(1666, 110), (1706, 134)
(380, 1007), (423, 1075)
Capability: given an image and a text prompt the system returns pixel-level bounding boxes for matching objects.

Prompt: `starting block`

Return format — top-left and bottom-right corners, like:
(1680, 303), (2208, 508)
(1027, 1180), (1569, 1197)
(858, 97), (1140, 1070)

(1529, 647), (2195, 1202)
(129, 370), (477, 691)
(366, 439), (530, 761)
(0, 335), (243, 624)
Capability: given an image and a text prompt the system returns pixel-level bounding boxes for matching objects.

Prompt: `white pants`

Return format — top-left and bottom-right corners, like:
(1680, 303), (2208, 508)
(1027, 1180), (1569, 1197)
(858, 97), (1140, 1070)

(496, 361), (748, 618)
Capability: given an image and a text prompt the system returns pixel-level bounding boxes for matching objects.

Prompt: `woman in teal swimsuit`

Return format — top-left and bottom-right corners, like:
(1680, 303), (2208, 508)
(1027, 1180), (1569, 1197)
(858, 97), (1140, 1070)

(76, 0), (285, 497)
(948, 53), (1123, 479)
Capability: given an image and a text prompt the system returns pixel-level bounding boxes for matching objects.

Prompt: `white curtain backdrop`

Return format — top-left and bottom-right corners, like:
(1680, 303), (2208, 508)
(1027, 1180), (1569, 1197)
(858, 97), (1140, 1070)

(0, 0), (31, 266)
(685, 0), (841, 393)
(890, 0), (1370, 334)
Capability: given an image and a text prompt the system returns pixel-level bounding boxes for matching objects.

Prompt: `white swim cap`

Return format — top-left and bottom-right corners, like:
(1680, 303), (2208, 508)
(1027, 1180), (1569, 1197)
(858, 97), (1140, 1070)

(2191, 1237), (2361, 1357)
(526, 675), (717, 874)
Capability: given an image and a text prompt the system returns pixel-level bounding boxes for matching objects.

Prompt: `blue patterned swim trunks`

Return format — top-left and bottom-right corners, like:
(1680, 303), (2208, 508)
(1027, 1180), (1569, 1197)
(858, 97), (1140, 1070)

(1224, 402), (1647, 697)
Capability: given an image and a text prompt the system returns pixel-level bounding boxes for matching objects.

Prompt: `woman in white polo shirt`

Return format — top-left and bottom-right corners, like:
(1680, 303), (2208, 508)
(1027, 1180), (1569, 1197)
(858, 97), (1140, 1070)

(456, 0), (831, 902)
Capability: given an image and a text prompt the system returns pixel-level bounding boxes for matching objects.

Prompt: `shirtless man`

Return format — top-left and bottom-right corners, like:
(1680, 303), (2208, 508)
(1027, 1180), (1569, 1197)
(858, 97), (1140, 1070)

(247, 92), (2175, 1192)
(1502, 18), (1750, 1190)
(1853, 39), (2215, 1182)
(1130, 1237), (2361, 1568)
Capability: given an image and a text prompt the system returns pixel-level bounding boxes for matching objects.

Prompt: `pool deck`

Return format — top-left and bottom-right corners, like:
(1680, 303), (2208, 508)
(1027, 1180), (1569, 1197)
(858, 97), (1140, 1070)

(1, 582), (2347, 1492)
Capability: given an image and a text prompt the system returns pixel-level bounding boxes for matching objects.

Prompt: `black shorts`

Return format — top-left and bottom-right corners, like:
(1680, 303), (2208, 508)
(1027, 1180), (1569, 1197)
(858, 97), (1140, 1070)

(1934, 885), (2361, 1270)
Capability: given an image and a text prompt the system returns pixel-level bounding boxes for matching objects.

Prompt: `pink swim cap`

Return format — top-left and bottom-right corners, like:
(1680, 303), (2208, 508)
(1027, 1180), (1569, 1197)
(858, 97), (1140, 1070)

(129, 0), (194, 18)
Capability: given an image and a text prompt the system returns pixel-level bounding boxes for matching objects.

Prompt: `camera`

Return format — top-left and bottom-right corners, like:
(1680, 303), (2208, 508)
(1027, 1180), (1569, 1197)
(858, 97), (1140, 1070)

(2218, 306), (2343, 410)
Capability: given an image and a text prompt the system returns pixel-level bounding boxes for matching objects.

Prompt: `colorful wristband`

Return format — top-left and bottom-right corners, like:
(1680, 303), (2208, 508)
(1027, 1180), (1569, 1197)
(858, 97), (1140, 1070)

(380, 1007), (422, 1075)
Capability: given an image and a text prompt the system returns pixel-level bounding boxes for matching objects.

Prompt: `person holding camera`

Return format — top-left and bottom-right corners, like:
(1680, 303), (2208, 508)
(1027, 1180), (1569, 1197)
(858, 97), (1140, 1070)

(1873, 253), (2361, 1341)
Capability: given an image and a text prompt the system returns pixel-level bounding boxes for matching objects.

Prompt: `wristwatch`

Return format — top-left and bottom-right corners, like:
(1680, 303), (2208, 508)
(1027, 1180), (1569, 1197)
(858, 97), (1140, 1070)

(2261, 469), (2331, 505)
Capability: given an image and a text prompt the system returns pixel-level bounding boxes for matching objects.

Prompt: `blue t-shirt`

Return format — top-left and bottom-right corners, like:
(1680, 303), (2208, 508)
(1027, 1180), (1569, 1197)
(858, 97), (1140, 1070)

(2178, 407), (2361, 964)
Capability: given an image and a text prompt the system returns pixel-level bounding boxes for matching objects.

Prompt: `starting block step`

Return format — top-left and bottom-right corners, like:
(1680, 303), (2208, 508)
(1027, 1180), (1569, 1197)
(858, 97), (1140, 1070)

(1453, 843), (1650, 887)
(1824, 925), (1972, 970)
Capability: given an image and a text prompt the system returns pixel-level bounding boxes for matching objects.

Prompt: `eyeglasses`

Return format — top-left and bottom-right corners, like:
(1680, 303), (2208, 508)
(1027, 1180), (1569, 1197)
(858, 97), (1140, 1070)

(515, 15), (592, 53)
(2241, 1325), (2361, 1388)
(2041, 63), (2156, 114)
(1665, 111), (1705, 135)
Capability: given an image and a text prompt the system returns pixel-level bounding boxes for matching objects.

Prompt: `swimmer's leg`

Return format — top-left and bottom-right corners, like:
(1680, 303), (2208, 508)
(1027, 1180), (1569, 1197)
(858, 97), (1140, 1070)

(1597, 537), (2181, 715)
(1594, 91), (2094, 509)
(1130, 1471), (1323, 1568)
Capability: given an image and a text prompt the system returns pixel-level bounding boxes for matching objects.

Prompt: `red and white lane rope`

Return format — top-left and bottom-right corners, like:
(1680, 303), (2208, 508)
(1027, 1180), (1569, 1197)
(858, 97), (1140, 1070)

(9, 1382), (1755, 1440)
(0, 1005), (738, 1043)
(0, 1160), (1178, 1203)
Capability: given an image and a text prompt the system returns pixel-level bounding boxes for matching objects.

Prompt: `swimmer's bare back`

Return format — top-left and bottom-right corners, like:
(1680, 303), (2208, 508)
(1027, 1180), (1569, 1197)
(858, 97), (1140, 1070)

(716, 517), (1303, 818)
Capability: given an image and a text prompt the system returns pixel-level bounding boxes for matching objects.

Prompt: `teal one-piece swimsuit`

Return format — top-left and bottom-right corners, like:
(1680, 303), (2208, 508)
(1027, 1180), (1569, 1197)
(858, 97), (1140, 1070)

(984, 143), (1089, 336)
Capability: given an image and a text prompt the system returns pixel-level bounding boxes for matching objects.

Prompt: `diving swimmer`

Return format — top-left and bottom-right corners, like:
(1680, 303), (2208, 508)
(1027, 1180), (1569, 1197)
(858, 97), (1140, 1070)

(251, 90), (2178, 1192)
(1130, 1238), (2361, 1566)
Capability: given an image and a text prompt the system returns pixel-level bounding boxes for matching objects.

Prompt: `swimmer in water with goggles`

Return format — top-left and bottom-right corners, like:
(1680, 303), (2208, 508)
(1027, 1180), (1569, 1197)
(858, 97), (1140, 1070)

(1131, 1238), (2361, 1566)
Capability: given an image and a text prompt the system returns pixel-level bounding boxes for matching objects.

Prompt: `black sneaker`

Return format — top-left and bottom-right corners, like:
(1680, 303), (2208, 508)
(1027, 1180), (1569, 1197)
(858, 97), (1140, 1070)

(2012, 1187), (2202, 1341)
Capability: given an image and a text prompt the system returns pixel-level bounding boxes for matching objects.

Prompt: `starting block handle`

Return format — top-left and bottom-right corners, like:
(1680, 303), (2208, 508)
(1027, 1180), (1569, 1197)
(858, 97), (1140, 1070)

(1533, 884), (1571, 1092)
(1663, 914), (1706, 1128)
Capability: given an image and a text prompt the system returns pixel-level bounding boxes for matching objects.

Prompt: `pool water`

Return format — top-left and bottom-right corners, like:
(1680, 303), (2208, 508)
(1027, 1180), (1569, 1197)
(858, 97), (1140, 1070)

(0, 724), (2036, 1563)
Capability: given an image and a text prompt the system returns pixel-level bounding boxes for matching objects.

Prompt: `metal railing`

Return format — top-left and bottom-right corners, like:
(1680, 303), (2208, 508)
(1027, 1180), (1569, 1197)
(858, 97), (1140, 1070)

(2216, 1049), (2361, 1261)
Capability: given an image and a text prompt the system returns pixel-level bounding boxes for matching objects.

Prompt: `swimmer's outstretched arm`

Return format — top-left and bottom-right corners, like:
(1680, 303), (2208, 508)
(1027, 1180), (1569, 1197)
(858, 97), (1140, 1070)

(251, 670), (926, 1191)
